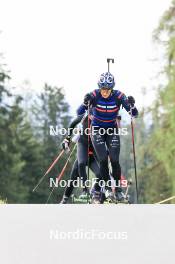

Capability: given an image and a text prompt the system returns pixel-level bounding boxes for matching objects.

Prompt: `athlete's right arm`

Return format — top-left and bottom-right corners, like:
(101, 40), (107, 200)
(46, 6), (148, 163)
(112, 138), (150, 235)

(77, 92), (95, 116)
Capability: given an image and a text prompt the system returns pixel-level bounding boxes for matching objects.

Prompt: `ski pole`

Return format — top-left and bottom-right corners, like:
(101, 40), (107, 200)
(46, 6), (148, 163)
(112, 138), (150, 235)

(107, 58), (114, 72)
(155, 195), (175, 204)
(130, 110), (139, 203)
(124, 179), (132, 199)
(46, 143), (77, 203)
(33, 149), (64, 192)
(87, 102), (90, 204)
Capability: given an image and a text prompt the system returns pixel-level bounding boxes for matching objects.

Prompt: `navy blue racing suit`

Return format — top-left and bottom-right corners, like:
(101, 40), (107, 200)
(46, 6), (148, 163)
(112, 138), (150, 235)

(77, 89), (138, 191)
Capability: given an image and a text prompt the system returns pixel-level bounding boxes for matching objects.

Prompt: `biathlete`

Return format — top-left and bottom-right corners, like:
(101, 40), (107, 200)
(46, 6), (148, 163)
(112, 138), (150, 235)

(60, 114), (104, 204)
(77, 72), (138, 202)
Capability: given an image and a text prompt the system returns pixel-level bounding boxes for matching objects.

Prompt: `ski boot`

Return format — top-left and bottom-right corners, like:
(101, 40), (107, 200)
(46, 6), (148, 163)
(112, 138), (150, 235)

(91, 191), (101, 204)
(60, 195), (69, 204)
(107, 191), (118, 204)
(104, 187), (116, 204)
(116, 187), (128, 204)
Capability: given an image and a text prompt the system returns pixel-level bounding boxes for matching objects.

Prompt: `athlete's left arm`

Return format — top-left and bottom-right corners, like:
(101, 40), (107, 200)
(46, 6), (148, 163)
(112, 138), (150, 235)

(117, 92), (139, 117)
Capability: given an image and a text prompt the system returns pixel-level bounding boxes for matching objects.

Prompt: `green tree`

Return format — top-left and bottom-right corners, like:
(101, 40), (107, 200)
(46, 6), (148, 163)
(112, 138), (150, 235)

(31, 84), (72, 203)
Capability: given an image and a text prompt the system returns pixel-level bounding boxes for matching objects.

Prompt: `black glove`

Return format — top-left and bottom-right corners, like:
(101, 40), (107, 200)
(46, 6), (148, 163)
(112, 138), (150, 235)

(128, 96), (135, 107)
(62, 136), (71, 150)
(116, 115), (121, 121)
(84, 93), (93, 106)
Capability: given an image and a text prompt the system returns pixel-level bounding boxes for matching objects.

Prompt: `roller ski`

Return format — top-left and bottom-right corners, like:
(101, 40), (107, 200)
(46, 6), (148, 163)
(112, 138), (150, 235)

(104, 187), (128, 204)
(105, 190), (119, 204)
